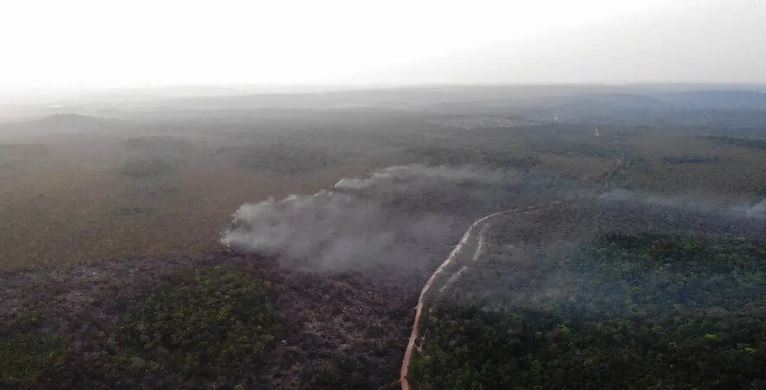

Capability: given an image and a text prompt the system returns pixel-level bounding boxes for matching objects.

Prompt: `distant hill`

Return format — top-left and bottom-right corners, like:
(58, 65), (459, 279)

(29, 113), (118, 131)
(0, 113), (125, 138)
(654, 90), (766, 110)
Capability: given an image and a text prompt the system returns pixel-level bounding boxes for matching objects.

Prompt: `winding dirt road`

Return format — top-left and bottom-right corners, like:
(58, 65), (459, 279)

(400, 204), (547, 389)
(399, 210), (505, 390)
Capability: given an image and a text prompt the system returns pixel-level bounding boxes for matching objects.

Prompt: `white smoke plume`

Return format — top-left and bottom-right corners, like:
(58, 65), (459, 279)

(221, 164), (526, 271)
(222, 166), (764, 273)
(599, 188), (766, 220)
(746, 199), (766, 219)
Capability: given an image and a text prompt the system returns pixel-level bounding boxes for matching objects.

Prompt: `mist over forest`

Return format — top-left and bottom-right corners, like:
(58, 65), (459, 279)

(2, 84), (766, 389)
(3, 0), (766, 386)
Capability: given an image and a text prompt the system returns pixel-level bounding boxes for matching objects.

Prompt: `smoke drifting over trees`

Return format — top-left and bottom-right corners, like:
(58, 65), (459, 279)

(3, 84), (766, 388)
(599, 188), (766, 220)
(222, 165), (528, 271)
(222, 164), (766, 272)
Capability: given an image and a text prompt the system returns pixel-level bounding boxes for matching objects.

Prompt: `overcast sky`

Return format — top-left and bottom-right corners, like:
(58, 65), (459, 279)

(0, 0), (764, 90)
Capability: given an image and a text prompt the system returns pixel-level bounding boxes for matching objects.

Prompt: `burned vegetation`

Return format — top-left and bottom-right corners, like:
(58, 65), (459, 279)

(0, 255), (413, 389)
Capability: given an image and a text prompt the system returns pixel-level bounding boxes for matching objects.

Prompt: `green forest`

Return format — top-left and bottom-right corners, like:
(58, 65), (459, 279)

(411, 233), (766, 389)
(1, 268), (280, 389)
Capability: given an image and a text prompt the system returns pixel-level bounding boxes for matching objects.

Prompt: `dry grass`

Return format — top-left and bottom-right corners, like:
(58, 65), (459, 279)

(2, 117), (765, 271)
(0, 134), (376, 270)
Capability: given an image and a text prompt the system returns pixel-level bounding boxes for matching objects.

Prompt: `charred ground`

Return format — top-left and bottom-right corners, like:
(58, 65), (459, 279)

(0, 252), (416, 389)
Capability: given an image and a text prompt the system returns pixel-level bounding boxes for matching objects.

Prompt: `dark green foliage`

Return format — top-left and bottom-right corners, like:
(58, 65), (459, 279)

(4, 309), (42, 334)
(598, 156), (652, 188)
(0, 334), (68, 388)
(234, 143), (337, 174)
(404, 146), (539, 169)
(662, 155), (719, 164)
(412, 234), (766, 389)
(120, 158), (175, 178)
(103, 268), (280, 387)
(304, 358), (374, 389)
(0, 308), (66, 389)
(707, 136), (766, 150)
(571, 233), (766, 316)
(533, 141), (624, 159)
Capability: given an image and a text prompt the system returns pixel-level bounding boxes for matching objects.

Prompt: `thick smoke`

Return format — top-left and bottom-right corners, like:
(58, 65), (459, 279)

(747, 199), (766, 219)
(599, 188), (766, 219)
(222, 165), (523, 271)
(222, 167), (764, 273)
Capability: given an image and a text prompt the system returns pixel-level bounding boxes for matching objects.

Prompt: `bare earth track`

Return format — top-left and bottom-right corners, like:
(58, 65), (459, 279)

(400, 204), (547, 389)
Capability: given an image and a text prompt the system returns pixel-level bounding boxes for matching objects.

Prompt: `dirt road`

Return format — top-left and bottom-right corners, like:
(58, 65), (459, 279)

(399, 210), (504, 390)
(399, 204), (549, 389)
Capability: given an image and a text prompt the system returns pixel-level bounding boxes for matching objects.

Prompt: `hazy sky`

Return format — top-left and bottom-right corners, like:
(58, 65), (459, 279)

(0, 0), (764, 89)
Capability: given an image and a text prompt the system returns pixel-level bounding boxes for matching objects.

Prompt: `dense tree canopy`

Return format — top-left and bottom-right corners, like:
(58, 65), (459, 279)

(411, 234), (766, 389)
